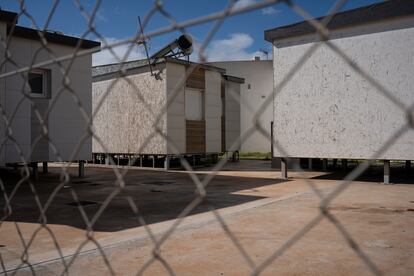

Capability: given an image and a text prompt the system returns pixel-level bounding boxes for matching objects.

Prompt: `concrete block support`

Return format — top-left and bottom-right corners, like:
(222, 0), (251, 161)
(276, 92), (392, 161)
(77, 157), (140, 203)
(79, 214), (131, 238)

(164, 155), (170, 170)
(78, 160), (85, 178)
(42, 162), (48, 173)
(384, 160), (390, 184)
(281, 158), (287, 179)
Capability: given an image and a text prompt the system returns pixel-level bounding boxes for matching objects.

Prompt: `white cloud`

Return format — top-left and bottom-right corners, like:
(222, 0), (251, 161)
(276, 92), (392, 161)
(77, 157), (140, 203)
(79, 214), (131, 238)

(233, 0), (257, 10)
(262, 6), (280, 15)
(93, 33), (271, 66)
(233, 0), (280, 15)
(92, 37), (147, 66)
(194, 33), (270, 62)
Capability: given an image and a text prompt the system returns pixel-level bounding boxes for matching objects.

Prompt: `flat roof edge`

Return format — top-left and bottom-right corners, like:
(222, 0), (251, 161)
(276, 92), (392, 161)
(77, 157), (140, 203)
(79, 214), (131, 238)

(8, 26), (101, 49)
(224, 75), (245, 84)
(165, 58), (226, 74)
(93, 58), (227, 78)
(0, 10), (18, 24)
(264, 0), (414, 42)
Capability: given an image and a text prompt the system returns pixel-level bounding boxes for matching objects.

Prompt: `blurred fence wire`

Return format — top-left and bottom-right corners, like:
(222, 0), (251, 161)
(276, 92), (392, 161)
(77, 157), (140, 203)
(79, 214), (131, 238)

(0, 0), (408, 275)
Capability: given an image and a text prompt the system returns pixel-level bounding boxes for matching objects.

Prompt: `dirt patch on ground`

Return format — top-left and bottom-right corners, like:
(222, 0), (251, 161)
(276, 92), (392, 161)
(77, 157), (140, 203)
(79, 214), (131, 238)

(1, 160), (413, 275)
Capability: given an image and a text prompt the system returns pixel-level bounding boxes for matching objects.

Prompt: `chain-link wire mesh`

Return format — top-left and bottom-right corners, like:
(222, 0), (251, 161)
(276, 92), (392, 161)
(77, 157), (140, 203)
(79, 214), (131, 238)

(0, 0), (412, 275)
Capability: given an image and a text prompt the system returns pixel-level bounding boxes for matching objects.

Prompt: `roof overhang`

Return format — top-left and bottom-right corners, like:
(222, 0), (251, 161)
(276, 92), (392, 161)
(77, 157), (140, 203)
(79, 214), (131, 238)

(92, 57), (227, 78)
(223, 75), (245, 84)
(8, 26), (101, 49)
(264, 0), (414, 42)
(0, 10), (18, 25)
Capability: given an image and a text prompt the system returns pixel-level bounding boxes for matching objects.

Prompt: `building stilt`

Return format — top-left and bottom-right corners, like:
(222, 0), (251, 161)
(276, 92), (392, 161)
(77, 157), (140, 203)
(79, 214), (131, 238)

(42, 162), (48, 173)
(322, 159), (328, 171)
(31, 162), (38, 180)
(78, 160), (85, 178)
(281, 158), (288, 179)
(406, 160), (411, 173)
(308, 158), (313, 170)
(164, 155), (170, 170)
(384, 160), (390, 184)
(342, 159), (348, 170)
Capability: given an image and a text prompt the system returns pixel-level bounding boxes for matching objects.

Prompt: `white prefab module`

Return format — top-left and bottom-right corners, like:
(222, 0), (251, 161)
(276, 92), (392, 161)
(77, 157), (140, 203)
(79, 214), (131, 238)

(92, 58), (243, 168)
(209, 60), (273, 153)
(264, 0), (414, 182)
(0, 10), (100, 174)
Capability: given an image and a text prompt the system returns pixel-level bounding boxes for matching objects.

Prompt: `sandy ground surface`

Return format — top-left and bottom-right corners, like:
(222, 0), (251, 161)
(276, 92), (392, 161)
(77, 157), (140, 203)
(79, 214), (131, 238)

(0, 160), (413, 275)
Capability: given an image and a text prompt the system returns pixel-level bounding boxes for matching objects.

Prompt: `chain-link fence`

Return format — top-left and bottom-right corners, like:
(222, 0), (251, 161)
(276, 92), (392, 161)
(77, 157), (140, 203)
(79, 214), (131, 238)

(0, 0), (413, 275)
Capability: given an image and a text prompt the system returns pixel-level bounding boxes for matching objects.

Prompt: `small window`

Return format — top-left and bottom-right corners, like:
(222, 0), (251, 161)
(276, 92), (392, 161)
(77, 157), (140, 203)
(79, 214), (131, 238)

(185, 88), (203, 121)
(28, 69), (50, 98)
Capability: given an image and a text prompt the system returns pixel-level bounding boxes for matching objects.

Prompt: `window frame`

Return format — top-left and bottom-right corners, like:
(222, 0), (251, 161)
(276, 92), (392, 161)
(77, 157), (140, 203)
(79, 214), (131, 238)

(28, 69), (51, 99)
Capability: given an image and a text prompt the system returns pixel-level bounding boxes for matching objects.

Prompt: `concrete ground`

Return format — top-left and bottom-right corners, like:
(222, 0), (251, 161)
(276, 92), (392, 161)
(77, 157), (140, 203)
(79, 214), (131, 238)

(0, 160), (413, 275)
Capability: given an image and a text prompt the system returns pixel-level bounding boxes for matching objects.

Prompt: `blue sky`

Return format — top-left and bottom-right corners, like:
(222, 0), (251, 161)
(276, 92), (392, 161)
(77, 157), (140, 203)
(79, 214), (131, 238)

(0, 0), (382, 65)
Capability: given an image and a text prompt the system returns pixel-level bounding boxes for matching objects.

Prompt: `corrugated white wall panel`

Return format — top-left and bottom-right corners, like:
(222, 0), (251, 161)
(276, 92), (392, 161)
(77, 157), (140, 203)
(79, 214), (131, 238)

(205, 70), (221, 153)
(166, 62), (186, 154)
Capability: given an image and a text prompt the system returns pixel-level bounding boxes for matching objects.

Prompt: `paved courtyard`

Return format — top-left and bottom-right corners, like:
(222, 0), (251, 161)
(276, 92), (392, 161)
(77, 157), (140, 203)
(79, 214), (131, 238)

(0, 160), (413, 275)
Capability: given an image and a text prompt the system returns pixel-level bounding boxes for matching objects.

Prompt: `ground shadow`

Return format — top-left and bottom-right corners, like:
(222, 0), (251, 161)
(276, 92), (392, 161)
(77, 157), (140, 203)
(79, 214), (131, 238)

(311, 164), (414, 184)
(0, 166), (288, 232)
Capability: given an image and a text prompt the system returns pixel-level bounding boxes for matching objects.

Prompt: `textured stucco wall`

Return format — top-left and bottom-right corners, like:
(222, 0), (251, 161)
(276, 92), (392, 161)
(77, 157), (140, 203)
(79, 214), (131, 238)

(92, 68), (167, 154)
(272, 17), (414, 160)
(3, 36), (92, 163)
(166, 62), (186, 154)
(224, 80), (241, 151)
(209, 61), (273, 153)
(205, 70), (222, 153)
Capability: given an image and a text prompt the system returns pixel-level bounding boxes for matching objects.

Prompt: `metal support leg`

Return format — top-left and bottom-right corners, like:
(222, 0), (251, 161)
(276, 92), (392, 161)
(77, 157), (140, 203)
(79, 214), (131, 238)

(164, 155), (170, 170)
(193, 155), (196, 167)
(406, 160), (411, 173)
(281, 158), (288, 179)
(31, 162), (38, 180)
(384, 160), (390, 184)
(308, 158), (313, 170)
(140, 156), (143, 167)
(342, 159), (348, 171)
(152, 156), (155, 168)
(78, 160), (85, 178)
(42, 162), (48, 173)
(322, 159), (328, 171)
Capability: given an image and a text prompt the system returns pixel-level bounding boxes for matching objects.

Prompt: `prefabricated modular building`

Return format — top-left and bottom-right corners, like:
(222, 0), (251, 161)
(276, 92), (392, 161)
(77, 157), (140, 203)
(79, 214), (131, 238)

(264, 0), (414, 182)
(209, 59), (274, 154)
(0, 10), (100, 175)
(92, 58), (243, 168)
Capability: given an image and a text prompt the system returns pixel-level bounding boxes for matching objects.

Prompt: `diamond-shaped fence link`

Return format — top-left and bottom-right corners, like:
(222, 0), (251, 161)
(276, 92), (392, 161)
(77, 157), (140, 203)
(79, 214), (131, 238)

(0, 0), (409, 275)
